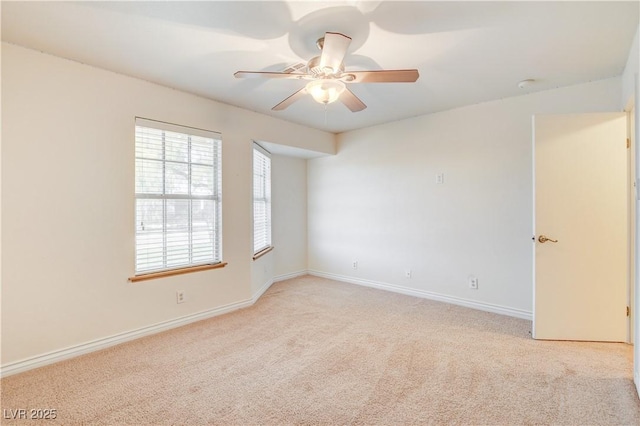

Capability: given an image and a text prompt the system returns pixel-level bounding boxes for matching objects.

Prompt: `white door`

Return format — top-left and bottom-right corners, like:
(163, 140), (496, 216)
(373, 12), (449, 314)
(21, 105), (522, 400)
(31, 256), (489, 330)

(533, 113), (628, 341)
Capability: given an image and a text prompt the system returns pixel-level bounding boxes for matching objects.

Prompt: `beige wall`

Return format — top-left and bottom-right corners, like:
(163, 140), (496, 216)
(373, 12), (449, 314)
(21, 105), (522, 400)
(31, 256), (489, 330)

(620, 23), (639, 393)
(272, 155), (308, 278)
(622, 25), (639, 110)
(250, 154), (309, 294)
(0, 43), (333, 367)
(308, 78), (622, 317)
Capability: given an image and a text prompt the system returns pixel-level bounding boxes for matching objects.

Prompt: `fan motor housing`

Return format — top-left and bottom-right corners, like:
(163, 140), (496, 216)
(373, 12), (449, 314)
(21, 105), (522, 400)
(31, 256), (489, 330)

(307, 56), (344, 78)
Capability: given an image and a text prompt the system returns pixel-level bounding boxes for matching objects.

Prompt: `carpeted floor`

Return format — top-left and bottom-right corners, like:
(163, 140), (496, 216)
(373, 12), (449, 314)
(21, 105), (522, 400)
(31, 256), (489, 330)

(1, 275), (639, 425)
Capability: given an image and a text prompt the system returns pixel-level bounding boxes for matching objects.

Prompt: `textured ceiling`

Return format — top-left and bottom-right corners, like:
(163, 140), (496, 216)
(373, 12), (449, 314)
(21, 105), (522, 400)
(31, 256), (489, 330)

(2, 1), (638, 133)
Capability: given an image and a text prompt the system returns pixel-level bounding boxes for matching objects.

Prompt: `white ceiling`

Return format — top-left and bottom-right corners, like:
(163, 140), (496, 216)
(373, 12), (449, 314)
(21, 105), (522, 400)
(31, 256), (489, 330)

(2, 1), (638, 134)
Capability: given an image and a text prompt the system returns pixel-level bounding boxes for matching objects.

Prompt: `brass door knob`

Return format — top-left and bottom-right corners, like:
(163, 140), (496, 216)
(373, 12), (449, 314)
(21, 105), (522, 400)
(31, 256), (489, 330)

(538, 235), (558, 243)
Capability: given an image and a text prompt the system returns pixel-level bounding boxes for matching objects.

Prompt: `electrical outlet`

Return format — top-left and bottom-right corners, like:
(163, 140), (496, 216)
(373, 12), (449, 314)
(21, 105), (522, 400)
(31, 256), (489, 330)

(468, 277), (478, 289)
(405, 269), (412, 278)
(176, 291), (186, 304)
(436, 173), (445, 184)
(352, 260), (358, 270)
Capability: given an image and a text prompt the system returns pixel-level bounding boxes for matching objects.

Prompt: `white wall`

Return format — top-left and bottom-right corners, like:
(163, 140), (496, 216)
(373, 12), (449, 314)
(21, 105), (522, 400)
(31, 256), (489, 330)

(622, 25), (639, 110)
(620, 23), (640, 395)
(308, 78), (622, 318)
(250, 154), (308, 294)
(272, 155), (308, 278)
(0, 43), (333, 369)
(633, 102), (639, 396)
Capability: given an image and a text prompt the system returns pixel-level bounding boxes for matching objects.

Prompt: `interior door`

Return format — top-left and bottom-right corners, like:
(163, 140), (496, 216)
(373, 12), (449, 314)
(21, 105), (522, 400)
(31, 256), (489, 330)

(533, 113), (628, 341)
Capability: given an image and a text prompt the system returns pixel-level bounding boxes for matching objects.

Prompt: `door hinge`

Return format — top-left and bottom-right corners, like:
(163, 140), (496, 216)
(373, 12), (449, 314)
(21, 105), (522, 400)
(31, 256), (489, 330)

(627, 138), (631, 149)
(627, 306), (630, 317)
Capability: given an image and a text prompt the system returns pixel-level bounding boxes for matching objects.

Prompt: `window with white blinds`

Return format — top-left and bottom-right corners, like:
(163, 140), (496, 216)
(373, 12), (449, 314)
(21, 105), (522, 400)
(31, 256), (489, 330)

(134, 118), (222, 275)
(253, 144), (272, 254)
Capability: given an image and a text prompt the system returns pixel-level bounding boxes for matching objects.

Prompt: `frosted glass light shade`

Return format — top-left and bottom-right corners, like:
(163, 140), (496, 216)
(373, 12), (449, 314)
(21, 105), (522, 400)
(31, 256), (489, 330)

(306, 80), (346, 105)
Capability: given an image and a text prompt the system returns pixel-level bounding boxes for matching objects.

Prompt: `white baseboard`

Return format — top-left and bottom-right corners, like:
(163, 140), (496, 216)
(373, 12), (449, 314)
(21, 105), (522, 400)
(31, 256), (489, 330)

(1, 269), (532, 377)
(308, 270), (532, 321)
(0, 297), (254, 378)
(252, 278), (274, 303)
(273, 270), (308, 283)
(1, 272), (303, 378)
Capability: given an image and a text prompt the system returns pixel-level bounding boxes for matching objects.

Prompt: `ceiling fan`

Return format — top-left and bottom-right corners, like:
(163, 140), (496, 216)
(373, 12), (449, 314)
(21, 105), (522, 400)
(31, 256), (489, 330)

(234, 32), (419, 112)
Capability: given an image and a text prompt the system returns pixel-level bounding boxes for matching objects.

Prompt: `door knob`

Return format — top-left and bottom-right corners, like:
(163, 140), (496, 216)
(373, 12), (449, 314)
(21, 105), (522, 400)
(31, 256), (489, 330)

(538, 235), (558, 243)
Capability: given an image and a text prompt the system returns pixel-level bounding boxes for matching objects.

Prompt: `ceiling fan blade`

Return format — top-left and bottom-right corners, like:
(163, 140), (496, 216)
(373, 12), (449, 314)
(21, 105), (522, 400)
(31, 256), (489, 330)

(340, 88), (367, 112)
(319, 32), (352, 74)
(272, 88), (308, 111)
(234, 71), (310, 80)
(344, 69), (419, 83)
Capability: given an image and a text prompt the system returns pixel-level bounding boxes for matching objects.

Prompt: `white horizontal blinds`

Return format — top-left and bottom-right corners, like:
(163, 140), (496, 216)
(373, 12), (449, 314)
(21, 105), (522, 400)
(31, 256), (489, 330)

(135, 118), (222, 274)
(253, 144), (272, 254)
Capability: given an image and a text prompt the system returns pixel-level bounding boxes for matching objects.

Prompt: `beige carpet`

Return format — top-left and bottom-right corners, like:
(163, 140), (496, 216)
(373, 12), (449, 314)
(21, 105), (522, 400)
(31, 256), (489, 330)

(1, 275), (639, 425)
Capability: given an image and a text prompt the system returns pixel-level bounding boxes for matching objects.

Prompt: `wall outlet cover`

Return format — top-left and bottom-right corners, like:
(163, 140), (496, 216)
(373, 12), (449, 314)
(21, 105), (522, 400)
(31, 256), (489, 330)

(468, 277), (478, 289)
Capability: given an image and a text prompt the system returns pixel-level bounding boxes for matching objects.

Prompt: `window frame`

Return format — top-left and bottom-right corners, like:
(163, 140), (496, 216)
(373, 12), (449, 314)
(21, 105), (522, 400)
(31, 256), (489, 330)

(252, 142), (272, 258)
(131, 118), (224, 280)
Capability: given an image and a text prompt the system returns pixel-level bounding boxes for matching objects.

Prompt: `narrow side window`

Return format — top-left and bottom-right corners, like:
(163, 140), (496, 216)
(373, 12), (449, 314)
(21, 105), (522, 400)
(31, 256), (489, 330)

(253, 143), (272, 256)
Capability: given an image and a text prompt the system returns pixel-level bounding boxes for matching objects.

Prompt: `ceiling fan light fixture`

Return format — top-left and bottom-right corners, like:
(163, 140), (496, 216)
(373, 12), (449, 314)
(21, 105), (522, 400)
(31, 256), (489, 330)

(306, 79), (346, 105)
(235, 31), (419, 112)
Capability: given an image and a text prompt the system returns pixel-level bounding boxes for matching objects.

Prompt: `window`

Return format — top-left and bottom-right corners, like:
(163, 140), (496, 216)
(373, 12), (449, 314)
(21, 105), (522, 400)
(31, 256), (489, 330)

(134, 118), (222, 276)
(253, 143), (272, 255)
